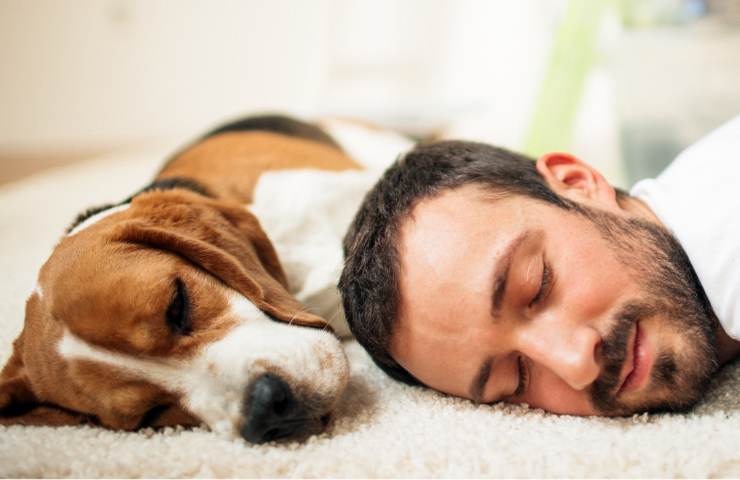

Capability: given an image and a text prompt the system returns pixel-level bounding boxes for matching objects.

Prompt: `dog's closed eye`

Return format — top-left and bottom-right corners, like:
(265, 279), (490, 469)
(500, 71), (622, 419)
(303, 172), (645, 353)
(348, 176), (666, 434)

(166, 278), (191, 335)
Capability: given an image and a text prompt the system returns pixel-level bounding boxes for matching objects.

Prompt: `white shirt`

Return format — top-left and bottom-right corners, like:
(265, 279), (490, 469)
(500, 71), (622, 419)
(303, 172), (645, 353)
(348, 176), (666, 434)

(631, 115), (740, 340)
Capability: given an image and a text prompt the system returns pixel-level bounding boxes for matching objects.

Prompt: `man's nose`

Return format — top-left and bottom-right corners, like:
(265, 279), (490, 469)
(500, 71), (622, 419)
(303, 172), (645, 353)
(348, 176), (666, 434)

(518, 318), (602, 391)
(241, 373), (308, 443)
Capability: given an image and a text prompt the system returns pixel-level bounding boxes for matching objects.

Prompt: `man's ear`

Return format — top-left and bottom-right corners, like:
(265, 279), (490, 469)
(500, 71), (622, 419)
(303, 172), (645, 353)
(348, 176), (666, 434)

(0, 336), (89, 427)
(535, 152), (619, 209)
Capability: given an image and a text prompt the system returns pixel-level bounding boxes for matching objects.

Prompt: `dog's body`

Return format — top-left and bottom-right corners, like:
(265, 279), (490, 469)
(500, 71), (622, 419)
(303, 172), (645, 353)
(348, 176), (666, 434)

(0, 115), (367, 443)
(158, 116), (355, 204)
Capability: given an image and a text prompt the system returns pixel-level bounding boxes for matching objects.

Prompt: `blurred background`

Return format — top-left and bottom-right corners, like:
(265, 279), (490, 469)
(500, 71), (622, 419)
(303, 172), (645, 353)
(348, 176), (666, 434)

(1, 0), (739, 187)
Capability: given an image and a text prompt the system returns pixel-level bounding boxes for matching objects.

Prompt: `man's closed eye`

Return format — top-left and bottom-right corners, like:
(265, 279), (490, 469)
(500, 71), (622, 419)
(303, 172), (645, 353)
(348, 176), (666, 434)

(529, 256), (553, 308)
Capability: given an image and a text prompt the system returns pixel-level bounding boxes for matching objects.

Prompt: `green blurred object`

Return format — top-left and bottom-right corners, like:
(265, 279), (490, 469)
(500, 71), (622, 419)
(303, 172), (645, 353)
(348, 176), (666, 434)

(619, 0), (707, 28)
(522, 0), (609, 157)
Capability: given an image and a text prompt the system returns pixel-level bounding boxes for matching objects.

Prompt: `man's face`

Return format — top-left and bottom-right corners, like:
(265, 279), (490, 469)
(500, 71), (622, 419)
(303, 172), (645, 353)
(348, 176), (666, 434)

(390, 180), (717, 416)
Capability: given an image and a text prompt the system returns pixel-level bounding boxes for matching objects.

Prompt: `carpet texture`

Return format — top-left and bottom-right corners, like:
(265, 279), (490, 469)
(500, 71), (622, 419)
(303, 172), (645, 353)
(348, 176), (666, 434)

(0, 145), (738, 478)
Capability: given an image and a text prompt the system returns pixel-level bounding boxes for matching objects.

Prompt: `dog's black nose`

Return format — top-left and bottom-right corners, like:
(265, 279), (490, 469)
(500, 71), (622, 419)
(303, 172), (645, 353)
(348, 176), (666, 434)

(241, 373), (306, 443)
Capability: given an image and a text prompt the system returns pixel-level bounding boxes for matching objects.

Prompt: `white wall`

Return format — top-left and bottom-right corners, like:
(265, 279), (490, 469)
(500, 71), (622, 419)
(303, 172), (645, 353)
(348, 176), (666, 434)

(0, 0), (559, 153)
(321, 0), (557, 147)
(0, 0), (333, 150)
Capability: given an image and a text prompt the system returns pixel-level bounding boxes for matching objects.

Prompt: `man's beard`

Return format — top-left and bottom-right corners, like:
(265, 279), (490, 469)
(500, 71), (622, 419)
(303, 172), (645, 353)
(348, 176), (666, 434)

(572, 203), (719, 415)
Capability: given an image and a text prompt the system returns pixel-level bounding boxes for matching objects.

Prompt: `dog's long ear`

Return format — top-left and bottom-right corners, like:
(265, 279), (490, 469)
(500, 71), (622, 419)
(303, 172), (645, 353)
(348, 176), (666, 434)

(212, 200), (290, 289)
(0, 329), (89, 427)
(116, 191), (330, 330)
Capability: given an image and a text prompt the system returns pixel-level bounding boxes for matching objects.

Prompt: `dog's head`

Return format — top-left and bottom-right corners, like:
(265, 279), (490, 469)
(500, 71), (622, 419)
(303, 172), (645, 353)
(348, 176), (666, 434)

(0, 189), (348, 443)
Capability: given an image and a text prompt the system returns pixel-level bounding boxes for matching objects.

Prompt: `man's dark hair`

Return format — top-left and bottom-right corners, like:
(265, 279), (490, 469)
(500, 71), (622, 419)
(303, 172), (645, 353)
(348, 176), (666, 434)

(338, 140), (585, 386)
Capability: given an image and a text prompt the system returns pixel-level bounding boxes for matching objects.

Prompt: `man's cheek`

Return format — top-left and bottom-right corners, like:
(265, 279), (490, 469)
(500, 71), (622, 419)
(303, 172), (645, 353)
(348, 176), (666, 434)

(524, 370), (598, 415)
(557, 228), (633, 315)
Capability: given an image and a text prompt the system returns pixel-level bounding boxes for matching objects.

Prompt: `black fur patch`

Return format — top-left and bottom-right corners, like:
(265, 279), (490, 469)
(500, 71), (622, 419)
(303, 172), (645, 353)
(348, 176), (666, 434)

(124, 177), (212, 203)
(65, 177), (210, 234)
(201, 113), (341, 149)
(66, 202), (120, 234)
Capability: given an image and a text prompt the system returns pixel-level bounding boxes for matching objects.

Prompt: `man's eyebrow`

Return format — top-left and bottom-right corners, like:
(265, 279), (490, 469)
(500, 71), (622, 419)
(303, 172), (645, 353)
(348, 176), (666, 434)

(469, 356), (494, 403)
(491, 230), (531, 319)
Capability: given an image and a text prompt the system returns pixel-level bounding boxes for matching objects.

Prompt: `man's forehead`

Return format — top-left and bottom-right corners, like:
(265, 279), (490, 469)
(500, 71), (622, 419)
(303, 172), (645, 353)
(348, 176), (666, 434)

(398, 185), (531, 247)
(400, 188), (488, 274)
(394, 189), (497, 346)
(392, 186), (541, 390)
(402, 185), (494, 227)
(397, 186), (528, 306)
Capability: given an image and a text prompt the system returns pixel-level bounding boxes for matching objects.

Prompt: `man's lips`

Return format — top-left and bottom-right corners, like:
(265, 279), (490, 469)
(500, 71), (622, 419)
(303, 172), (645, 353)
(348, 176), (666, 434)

(617, 322), (653, 395)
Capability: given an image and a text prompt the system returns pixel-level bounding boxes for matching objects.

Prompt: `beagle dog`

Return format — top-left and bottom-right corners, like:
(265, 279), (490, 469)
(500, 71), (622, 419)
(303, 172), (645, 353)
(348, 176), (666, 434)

(0, 115), (359, 443)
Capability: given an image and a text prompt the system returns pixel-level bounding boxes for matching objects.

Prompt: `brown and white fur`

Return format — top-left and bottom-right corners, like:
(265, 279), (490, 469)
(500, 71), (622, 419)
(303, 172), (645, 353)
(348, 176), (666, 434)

(0, 115), (364, 443)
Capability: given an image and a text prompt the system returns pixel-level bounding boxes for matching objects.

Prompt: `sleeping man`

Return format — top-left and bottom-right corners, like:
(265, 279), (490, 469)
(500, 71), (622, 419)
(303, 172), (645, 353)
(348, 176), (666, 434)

(339, 115), (740, 416)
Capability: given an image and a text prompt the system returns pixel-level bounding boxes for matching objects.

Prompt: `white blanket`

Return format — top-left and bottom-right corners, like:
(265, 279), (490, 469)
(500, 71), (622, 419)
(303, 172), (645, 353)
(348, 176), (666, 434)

(0, 143), (738, 477)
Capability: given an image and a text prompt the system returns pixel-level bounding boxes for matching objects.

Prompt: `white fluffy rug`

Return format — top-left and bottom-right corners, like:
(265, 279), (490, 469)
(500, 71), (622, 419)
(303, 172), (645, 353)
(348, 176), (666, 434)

(0, 146), (738, 478)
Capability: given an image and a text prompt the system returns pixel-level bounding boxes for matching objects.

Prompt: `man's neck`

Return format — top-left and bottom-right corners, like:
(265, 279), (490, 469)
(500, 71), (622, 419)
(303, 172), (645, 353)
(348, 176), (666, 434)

(618, 195), (664, 226)
(717, 326), (740, 366)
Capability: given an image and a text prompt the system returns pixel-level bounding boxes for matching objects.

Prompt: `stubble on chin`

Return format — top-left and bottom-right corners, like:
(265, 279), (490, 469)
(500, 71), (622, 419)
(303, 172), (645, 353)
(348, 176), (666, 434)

(589, 301), (653, 414)
(576, 204), (719, 415)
